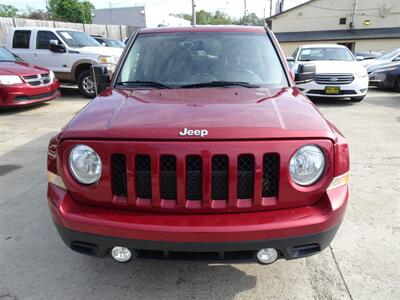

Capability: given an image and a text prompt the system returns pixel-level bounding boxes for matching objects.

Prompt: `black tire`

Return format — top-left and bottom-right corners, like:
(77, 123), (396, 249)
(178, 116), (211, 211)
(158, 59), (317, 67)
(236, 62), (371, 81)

(350, 96), (366, 102)
(394, 76), (400, 92)
(77, 70), (96, 98)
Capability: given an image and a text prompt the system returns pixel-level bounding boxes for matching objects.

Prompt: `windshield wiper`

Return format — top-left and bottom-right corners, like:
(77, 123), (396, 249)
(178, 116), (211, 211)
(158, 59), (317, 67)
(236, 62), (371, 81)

(116, 80), (172, 89)
(180, 81), (259, 88)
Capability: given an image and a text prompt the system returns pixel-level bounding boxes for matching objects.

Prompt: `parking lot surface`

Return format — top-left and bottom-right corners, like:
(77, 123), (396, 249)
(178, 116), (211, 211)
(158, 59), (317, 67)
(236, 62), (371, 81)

(0, 88), (399, 300)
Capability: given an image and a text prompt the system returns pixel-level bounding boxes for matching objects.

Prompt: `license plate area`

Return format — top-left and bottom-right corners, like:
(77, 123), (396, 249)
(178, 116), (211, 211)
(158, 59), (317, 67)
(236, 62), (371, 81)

(324, 86), (340, 94)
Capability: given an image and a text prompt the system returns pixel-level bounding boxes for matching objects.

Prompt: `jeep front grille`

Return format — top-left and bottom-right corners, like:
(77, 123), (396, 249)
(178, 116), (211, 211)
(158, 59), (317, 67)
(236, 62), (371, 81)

(111, 151), (280, 210)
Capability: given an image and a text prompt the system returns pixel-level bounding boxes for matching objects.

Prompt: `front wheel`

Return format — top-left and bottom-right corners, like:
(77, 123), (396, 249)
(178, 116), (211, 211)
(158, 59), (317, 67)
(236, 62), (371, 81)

(78, 70), (96, 98)
(350, 96), (366, 102)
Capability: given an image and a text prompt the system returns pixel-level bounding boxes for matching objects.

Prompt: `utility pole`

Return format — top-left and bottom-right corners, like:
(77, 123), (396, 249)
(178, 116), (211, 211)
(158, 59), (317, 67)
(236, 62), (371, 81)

(109, 2), (113, 25)
(192, 0), (196, 26)
(350, 0), (358, 29)
(269, 0), (273, 17)
(243, 0), (247, 19)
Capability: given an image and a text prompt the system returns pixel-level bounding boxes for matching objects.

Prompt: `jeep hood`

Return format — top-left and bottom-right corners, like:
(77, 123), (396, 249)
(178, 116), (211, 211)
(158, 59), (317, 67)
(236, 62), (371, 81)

(61, 87), (336, 141)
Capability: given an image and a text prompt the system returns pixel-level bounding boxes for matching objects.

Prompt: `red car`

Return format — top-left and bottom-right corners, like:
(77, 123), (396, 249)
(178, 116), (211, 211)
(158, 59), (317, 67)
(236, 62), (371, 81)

(0, 47), (60, 108)
(47, 26), (349, 264)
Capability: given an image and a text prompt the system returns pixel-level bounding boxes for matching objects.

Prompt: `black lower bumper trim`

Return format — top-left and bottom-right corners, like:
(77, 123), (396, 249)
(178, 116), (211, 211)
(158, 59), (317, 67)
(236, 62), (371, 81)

(55, 223), (340, 263)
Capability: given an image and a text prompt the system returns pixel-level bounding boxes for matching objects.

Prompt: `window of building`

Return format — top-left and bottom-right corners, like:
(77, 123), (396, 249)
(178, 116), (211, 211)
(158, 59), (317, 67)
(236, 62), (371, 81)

(12, 30), (31, 49)
(337, 42), (355, 52)
(36, 31), (61, 50)
(339, 18), (347, 25)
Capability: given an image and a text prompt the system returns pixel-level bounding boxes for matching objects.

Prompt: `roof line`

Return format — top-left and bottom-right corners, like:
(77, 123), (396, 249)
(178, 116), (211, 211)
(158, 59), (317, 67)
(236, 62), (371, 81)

(266, 0), (317, 20)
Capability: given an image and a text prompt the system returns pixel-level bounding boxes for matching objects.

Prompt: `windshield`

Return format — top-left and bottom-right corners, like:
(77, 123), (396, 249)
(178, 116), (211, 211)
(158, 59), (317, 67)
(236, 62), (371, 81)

(106, 39), (124, 48)
(117, 32), (288, 88)
(298, 47), (355, 61)
(57, 30), (100, 48)
(379, 49), (400, 60)
(0, 47), (19, 62)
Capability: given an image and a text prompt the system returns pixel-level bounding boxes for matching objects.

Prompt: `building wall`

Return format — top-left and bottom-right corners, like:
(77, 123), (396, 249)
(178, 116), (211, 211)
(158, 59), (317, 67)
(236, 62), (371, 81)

(270, 0), (400, 32)
(92, 6), (146, 28)
(279, 38), (400, 56)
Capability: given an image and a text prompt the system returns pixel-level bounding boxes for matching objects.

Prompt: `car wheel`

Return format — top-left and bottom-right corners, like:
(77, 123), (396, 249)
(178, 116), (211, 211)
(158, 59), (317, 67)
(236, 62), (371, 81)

(78, 70), (96, 98)
(394, 76), (400, 92)
(350, 96), (366, 102)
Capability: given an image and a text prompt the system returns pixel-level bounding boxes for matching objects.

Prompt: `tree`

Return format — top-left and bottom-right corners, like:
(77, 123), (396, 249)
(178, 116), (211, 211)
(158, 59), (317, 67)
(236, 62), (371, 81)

(18, 6), (49, 20)
(48, 0), (94, 23)
(0, 4), (18, 17)
(175, 10), (233, 25)
(236, 13), (264, 26)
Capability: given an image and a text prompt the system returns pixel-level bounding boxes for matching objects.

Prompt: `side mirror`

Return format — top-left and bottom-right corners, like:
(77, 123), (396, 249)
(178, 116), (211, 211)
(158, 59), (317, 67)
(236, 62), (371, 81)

(49, 41), (66, 53)
(91, 65), (109, 94)
(355, 56), (364, 61)
(295, 63), (316, 84)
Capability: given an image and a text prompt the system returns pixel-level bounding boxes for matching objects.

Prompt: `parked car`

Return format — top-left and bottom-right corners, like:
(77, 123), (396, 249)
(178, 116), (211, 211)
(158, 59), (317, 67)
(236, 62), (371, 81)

(288, 44), (368, 102)
(91, 35), (125, 48)
(48, 26), (349, 265)
(362, 48), (400, 68)
(367, 61), (400, 92)
(353, 51), (383, 60)
(7, 27), (123, 98)
(0, 47), (60, 108)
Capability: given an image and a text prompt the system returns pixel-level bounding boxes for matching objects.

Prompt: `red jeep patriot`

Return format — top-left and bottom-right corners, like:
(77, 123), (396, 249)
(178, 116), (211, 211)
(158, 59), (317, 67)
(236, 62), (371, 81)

(47, 26), (349, 264)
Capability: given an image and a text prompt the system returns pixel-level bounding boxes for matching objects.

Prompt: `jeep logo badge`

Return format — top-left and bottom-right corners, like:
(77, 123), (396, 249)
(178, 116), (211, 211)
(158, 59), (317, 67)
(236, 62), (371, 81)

(179, 128), (208, 137)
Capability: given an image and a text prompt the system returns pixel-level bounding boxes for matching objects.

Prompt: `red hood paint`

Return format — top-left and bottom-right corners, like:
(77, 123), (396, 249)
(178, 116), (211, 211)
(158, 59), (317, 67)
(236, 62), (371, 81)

(61, 87), (335, 141)
(0, 61), (49, 76)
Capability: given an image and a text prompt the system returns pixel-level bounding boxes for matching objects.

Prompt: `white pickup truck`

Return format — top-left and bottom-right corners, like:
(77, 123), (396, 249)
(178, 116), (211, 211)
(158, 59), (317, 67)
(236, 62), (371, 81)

(7, 27), (123, 98)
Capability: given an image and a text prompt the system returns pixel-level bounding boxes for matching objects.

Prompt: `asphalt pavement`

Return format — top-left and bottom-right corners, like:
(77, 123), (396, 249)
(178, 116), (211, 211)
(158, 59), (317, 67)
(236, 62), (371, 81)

(0, 88), (399, 300)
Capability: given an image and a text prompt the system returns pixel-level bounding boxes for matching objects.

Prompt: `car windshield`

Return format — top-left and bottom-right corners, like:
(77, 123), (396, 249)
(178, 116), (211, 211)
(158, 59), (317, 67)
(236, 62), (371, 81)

(106, 39), (124, 48)
(378, 49), (400, 60)
(0, 47), (19, 62)
(117, 32), (288, 88)
(57, 30), (100, 48)
(298, 47), (355, 61)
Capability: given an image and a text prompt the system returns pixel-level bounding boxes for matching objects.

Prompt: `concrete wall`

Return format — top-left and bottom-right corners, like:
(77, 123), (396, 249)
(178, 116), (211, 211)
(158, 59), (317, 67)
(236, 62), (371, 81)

(279, 38), (400, 56)
(270, 0), (400, 32)
(92, 6), (146, 27)
(0, 17), (131, 46)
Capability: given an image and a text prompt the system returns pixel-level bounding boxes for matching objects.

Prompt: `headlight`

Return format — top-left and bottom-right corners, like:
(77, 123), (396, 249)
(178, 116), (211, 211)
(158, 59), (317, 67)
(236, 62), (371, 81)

(289, 145), (325, 186)
(98, 55), (117, 65)
(49, 70), (55, 80)
(68, 145), (102, 184)
(354, 71), (368, 78)
(370, 66), (397, 74)
(0, 75), (23, 85)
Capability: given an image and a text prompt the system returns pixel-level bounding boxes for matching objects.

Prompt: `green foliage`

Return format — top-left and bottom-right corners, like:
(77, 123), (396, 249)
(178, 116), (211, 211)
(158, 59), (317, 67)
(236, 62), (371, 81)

(0, 4), (18, 17)
(48, 0), (94, 23)
(174, 10), (263, 26)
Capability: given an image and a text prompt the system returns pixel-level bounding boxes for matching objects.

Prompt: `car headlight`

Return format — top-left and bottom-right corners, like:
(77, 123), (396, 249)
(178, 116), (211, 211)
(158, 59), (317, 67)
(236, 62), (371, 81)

(354, 71), (368, 78)
(289, 145), (325, 186)
(49, 70), (55, 80)
(68, 145), (102, 184)
(0, 75), (23, 85)
(370, 66), (397, 74)
(98, 55), (117, 65)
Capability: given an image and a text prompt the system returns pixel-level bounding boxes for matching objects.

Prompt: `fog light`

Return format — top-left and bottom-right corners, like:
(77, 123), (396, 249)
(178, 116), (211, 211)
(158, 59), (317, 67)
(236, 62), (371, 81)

(256, 248), (278, 264)
(111, 246), (132, 262)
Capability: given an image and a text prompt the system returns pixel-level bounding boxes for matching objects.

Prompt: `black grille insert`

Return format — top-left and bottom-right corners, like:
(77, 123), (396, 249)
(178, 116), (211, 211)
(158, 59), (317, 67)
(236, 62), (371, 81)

(186, 156), (202, 200)
(212, 155), (229, 200)
(111, 154), (127, 197)
(160, 156), (177, 200)
(262, 154), (279, 197)
(237, 154), (254, 199)
(135, 155), (152, 199)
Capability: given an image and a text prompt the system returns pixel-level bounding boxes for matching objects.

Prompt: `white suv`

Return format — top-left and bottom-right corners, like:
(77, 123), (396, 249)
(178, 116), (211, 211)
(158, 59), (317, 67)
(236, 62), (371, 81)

(7, 27), (123, 98)
(288, 44), (368, 102)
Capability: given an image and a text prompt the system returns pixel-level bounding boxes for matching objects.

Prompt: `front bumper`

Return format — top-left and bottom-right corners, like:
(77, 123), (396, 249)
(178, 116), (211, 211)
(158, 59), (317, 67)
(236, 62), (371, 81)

(48, 183), (348, 262)
(0, 80), (60, 107)
(298, 76), (368, 98)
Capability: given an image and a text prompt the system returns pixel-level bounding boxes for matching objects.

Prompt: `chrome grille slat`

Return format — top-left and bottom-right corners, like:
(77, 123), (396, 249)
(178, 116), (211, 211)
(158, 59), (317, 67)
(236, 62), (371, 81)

(314, 73), (354, 85)
(22, 73), (51, 86)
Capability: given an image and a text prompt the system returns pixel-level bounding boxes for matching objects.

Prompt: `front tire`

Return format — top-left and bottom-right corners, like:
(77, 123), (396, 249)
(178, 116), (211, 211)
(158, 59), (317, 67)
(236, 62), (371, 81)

(350, 96), (366, 102)
(78, 70), (96, 98)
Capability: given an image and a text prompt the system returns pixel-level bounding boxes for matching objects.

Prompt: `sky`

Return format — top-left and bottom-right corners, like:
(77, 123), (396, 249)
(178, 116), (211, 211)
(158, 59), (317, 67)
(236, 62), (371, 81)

(2, 0), (308, 27)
